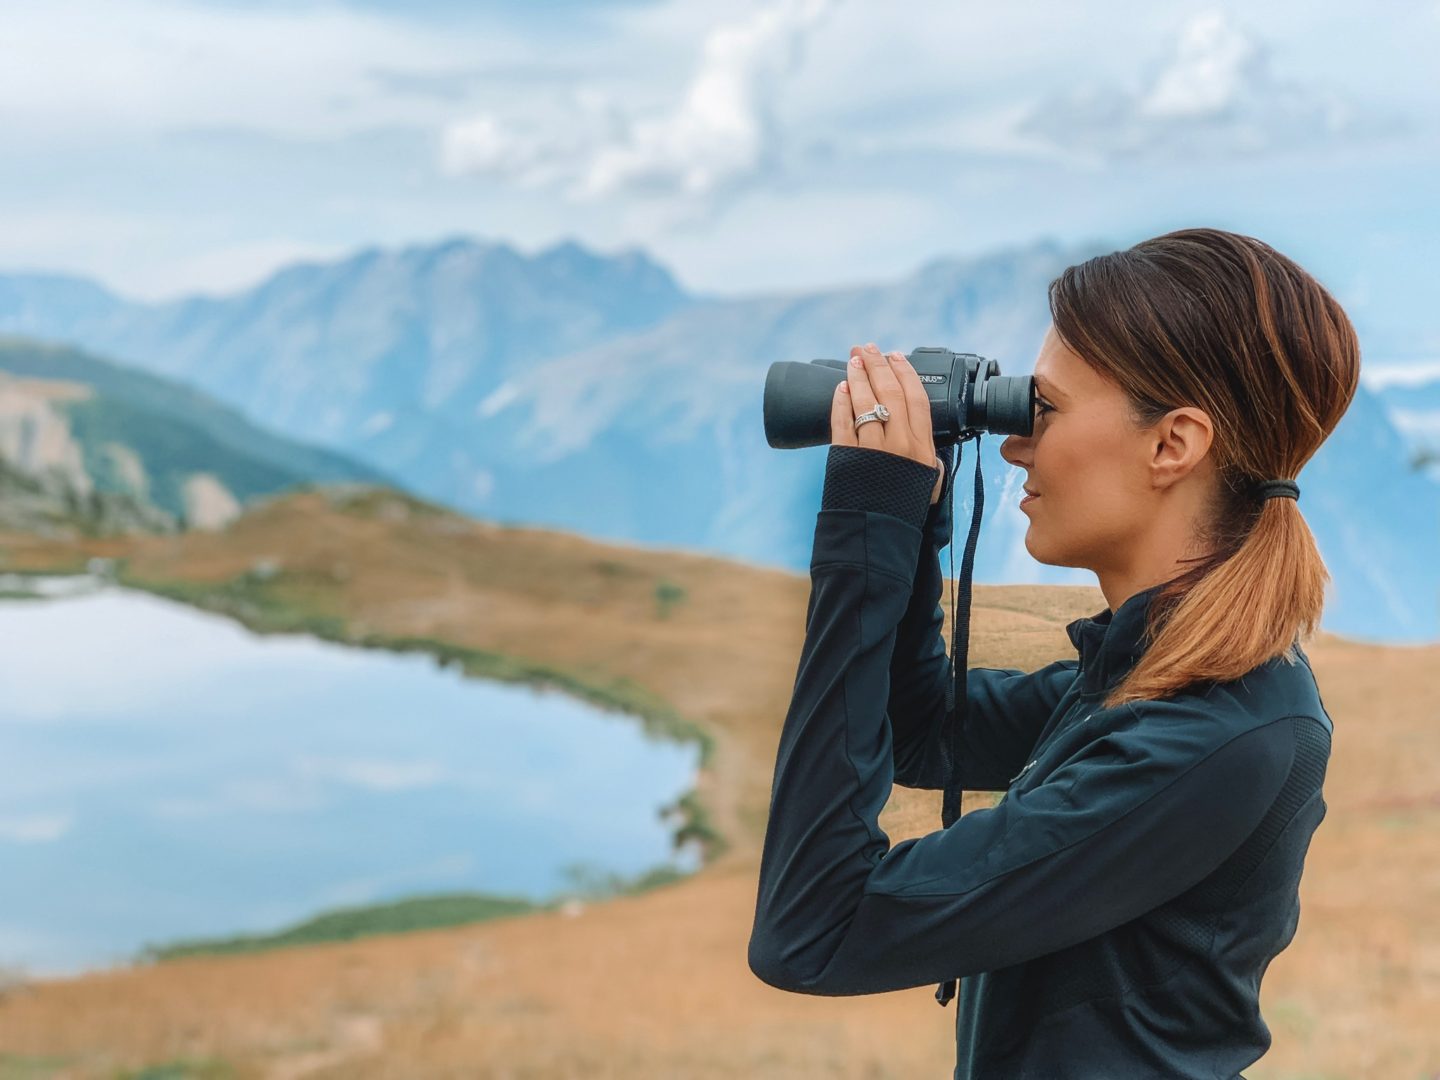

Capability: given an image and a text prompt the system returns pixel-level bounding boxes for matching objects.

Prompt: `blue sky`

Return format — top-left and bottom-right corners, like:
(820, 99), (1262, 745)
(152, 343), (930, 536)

(0, 0), (1436, 370)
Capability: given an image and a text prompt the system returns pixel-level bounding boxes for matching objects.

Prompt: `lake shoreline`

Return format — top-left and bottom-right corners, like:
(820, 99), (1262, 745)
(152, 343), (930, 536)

(0, 554), (721, 977)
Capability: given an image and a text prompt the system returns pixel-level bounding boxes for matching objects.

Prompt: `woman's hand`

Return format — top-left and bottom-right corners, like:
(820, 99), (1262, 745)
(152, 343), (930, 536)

(833, 342), (945, 506)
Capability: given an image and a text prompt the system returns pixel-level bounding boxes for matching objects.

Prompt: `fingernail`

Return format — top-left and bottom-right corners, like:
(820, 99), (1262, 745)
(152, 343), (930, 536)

(839, 381), (850, 392)
(851, 356), (863, 367)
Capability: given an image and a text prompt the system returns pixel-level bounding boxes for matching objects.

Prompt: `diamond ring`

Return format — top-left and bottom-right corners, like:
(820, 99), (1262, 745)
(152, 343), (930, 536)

(853, 401), (891, 431)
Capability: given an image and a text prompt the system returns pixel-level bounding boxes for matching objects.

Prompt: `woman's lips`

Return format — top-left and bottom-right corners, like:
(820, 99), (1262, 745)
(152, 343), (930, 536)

(1020, 493), (1040, 507)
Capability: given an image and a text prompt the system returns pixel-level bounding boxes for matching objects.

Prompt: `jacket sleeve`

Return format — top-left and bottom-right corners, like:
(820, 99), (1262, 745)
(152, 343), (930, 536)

(884, 446), (1078, 791)
(748, 445), (1297, 996)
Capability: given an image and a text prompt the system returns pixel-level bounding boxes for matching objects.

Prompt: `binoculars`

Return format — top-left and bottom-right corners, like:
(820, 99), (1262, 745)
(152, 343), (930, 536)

(762, 347), (1035, 449)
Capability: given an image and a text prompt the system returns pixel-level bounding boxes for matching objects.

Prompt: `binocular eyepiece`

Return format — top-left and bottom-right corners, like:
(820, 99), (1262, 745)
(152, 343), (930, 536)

(762, 347), (1035, 449)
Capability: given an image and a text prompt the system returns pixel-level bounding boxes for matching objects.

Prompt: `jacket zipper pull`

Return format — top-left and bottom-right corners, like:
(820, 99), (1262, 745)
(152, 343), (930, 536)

(935, 977), (957, 1006)
(1008, 758), (1038, 785)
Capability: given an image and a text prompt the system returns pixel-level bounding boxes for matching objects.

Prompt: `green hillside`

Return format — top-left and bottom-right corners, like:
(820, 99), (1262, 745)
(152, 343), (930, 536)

(0, 335), (398, 529)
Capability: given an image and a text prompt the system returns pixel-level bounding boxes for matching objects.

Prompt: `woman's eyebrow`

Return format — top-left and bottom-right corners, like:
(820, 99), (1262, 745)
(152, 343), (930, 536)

(1033, 374), (1067, 400)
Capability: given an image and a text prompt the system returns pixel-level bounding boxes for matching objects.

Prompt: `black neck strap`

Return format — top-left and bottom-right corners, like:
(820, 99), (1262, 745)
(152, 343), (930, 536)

(935, 433), (985, 1007)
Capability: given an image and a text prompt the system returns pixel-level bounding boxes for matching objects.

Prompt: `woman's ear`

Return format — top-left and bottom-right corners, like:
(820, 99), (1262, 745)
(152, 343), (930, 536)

(1150, 407), (1214, 490)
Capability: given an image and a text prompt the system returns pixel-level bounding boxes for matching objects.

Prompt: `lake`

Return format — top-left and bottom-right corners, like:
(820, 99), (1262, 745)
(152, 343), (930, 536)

(0, 575), (704, 977)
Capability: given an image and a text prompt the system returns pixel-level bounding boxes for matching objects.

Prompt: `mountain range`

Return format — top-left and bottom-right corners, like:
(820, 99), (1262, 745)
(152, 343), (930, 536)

(0, 235), (1434, 642)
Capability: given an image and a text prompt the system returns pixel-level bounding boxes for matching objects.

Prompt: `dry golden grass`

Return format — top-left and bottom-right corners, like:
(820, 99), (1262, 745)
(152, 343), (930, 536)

(0, 488), (1435, 1079)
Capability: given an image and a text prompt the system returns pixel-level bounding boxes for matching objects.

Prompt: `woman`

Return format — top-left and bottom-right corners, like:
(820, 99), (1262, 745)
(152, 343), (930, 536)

(747, 227), (1357, 1079)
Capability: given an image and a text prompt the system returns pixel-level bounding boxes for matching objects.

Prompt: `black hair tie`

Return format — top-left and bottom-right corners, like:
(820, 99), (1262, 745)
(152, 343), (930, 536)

(1255, 479), (1300, 503)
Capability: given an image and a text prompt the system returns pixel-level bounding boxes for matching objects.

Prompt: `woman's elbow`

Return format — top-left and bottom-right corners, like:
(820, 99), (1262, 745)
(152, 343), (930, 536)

(747, 926), (791, 990)
(747, 927), (835, 994)
(748, 928), (810, 993)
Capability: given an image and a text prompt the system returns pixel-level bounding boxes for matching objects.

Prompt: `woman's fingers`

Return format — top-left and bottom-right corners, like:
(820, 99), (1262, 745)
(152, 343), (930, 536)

(846, 345), (885, 449)
(891, 351), (934, 449)
(831, 377), (857, 447)
(836, 342), (934, 463)
(860, 342), (906, 412)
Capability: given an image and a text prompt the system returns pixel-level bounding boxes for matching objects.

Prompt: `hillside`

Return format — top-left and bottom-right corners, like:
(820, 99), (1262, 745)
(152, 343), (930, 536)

(0, 492), (1433, 1078)
(0, 336), (394, 533)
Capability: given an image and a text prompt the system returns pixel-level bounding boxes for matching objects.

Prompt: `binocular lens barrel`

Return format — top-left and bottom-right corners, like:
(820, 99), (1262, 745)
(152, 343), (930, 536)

(762, 347), (1034, 450)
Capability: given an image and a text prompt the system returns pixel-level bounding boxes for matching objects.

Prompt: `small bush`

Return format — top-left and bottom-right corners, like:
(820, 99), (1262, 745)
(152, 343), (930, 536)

(654, 580), (686, 619)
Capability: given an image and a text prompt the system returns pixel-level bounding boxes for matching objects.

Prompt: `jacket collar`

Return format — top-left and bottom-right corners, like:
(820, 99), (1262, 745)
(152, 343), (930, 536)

(1065, 582), (1166, 699)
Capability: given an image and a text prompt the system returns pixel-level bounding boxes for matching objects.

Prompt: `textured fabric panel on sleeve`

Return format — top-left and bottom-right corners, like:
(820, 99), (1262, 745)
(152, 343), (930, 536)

(821, 444), (939, 530)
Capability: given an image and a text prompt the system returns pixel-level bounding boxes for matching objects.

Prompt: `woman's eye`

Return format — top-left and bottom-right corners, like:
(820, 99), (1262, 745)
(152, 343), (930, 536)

(1034, 400), (1054, 418)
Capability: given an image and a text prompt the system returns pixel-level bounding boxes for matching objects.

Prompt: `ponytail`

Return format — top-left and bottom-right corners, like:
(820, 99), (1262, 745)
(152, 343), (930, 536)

(1104, 489), (1327, 709)
(1049, 227), (1360, 707)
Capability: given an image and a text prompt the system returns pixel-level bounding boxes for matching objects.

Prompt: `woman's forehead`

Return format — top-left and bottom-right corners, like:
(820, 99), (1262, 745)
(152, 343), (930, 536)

(1036, 327), (1109, 400)
(1034, 334), (1080, 398)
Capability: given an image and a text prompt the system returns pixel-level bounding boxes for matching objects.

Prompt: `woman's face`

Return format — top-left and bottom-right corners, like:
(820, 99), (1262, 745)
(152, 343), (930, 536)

(1000, 324), (1215, 582)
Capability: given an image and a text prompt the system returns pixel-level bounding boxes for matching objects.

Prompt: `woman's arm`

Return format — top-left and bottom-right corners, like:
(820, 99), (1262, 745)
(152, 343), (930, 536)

(748, 445), (1296, 995)
(884, 447), (1077, 790)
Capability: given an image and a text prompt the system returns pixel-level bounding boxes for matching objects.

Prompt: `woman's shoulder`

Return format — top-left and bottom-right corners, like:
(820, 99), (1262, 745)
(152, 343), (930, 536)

(1128, 647), (1331, 745)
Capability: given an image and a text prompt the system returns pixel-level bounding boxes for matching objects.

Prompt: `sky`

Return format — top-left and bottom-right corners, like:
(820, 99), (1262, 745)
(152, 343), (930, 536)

(0, 0), (1436, 369)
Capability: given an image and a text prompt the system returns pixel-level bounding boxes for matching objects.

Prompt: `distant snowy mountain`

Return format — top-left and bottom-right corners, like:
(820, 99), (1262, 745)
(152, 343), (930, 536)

(1, 235), (1435, 642)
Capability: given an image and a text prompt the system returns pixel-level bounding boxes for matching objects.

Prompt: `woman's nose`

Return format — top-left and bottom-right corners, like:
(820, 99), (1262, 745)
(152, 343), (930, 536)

(1000, 434), (1030, 469)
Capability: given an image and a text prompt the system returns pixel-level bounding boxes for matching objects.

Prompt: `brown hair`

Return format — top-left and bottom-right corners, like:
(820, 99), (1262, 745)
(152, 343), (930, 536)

(1048, 227), (1360, 709)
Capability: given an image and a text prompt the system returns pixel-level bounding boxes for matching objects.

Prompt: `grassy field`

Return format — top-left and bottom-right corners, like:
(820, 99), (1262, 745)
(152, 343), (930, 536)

(138, 865), (693, 964)
(0, 484), (1434, 1079)
(138, 895), (559, 963)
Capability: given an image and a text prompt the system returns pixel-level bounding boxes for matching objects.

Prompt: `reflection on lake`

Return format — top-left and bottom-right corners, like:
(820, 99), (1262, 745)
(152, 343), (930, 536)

(0, 577), (703, 976)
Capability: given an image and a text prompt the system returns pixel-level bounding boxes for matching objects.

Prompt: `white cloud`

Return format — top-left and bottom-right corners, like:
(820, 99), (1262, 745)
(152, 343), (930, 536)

(0, 0), (524, 141)
(1016, 9), (1407, 163)
(472, 468), (496, 501)
(359, 410), (395, 436)
(1362, 360), (1440, 390)
(1387, 408), (1440, 440)
(1138, 10), (1266, 119)
(221, 777), (328, 814)
(149, 778), (325, 819)
(0, 588), (379, 722)
(440, 0), (840, 204)
(295, 757), (450, 793)
(0, 813), (73, 844)
(0, 0), (1433, 306)
(476, 380), (522, 418)
(147, 758), (447, 820)
(439, 113), (577, 190)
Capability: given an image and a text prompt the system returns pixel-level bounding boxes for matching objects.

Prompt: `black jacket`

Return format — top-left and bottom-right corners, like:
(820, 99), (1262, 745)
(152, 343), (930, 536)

(748, 443), (1332, 1079)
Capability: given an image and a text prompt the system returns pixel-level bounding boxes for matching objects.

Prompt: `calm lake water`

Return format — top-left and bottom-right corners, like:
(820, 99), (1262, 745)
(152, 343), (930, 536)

(0, 576), (703, 977)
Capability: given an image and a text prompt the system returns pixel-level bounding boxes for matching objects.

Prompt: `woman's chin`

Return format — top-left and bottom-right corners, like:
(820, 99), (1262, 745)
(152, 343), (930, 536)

(1022, 529), (1065, 568)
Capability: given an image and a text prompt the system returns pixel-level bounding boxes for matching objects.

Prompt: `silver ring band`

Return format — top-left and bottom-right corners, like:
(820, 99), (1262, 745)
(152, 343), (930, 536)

(853, 401), (891, 431)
